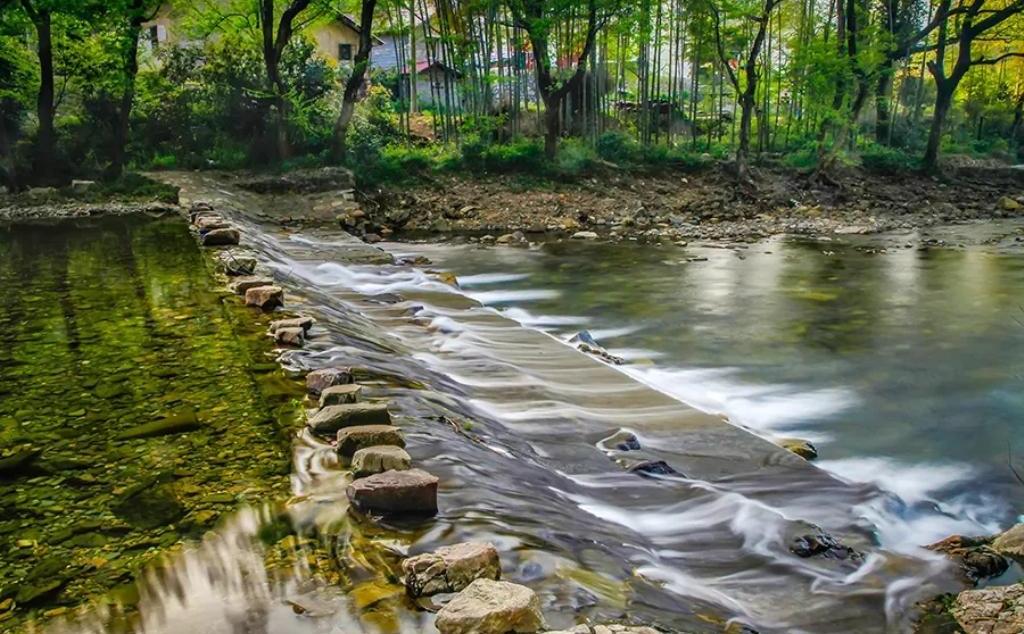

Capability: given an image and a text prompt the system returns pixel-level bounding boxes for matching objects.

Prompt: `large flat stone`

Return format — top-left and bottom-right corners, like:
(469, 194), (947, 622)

(351, 444), (410, 478)
(308, 402), (390, 436)
(335, 424), (404, 457)
(402, 541), (500, 597)
(274, 326), (305, 347)
(229, 276), (275, 295)
(270, 316), (314, 333)
(319, 384), (362, 407)
(993, 524), (1024, 559)
(954, 583), (1024, 634)
(306, 367), (352, 396)
(346, 468), (437, 516)
(434, 579), (545, 634)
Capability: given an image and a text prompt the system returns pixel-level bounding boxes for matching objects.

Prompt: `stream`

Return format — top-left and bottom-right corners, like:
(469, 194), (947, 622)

(18, 177), (1024, 634)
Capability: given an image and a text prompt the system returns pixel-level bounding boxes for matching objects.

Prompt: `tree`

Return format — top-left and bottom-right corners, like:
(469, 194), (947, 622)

(332, 0), (377, 160)
(508, 0), (603, 159)
(19, 0), (56, 183)
(709, 0), (783, 182)
(923, 0), (1024, 171)
(259, 0), (315, 160)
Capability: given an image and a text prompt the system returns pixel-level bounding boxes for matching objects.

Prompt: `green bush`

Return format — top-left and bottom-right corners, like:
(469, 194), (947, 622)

(860, 143), (919, 172)
(556, 139), (596, 175)
(479, 139), (544, 173)
(596, 130), (639, 163)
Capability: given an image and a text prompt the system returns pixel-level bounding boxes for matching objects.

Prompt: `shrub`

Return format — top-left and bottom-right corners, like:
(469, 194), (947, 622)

(479, 139), (544, 173)
(860, 143), (919, 172)
(596, 130), (639, 163)
(556, 139), (596, 175)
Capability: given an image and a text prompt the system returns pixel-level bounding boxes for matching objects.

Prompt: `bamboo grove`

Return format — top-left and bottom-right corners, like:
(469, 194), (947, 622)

(1, 0), (1022, 188)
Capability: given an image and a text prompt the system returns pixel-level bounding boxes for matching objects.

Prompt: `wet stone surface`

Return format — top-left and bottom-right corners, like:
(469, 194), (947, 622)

(0, 216), (298, 631)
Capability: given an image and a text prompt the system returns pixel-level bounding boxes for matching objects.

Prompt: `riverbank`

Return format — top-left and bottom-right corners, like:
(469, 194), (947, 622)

(355, 164), (1024, 243)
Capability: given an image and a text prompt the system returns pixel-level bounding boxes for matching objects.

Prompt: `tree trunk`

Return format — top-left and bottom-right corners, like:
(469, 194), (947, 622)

(1011, 90), (1024, 153)
(874, 65), (894, 144)
(736, 93), (754, 179)
(24, 2), (56, 183)
(923, 84), (953, 172)
(543, 97), (560, 159)
(109, 18), (143, 180)
(333, 0), (378, 161)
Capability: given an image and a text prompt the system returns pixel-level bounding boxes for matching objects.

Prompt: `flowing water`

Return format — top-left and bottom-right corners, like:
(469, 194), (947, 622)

(14, 179), (1024, 634)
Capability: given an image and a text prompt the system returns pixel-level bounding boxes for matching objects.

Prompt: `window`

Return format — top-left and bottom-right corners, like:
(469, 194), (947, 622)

(339, 44), (353, 61)
(149, 25), (159, 47)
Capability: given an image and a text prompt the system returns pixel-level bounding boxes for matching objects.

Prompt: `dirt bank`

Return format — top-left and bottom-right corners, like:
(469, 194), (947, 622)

(356, 164), (1024, 242)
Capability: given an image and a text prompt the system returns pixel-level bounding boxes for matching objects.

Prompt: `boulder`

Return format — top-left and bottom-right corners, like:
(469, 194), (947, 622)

(998, 196), (1022, 211)
(599, 430), (641, 451)
(270, 316), (314, 333)
(201, 228), (240, 246)
(927, 534), (1009, 581)
(402, 542), (500, 597)
(953, 583), (1024, 634)
(229, 276), (275, 295)
(274, 326), (305, 347)
(319, 384), (363, 407)
(336, 424), (405, 457)
(778, 438), (818, 460)
(346, 468), (437, 516)
(571, 231), (599, 240)
(434, 579), (545, 634)
(245, 285), (284, 310)
(308, 402), (391, 436)
(352, 444), (411, 477)
(790, 531), (863, 563)
(306, 367), (352, 396)
(992, 523), (1024, 559)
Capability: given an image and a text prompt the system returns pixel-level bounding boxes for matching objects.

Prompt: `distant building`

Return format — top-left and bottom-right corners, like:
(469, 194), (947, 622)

(373, 35), (461, 107)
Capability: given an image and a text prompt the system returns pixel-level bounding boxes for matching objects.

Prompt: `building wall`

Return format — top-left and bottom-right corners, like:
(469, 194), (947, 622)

(312, 22), (362, 64)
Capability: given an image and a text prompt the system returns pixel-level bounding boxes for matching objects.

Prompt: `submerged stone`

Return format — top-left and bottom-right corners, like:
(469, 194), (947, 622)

(402, 542), (500, 597)
(778, 438), (818, 461)
(335, 425), (404, 457)
(306, 367), (352, 395)
(111, 477), (185, 529)
(600, 430), (641, 451)
(628, 460), (683, 478)
(318, 384), (362, 407)
(0, 447), (41, 477)
(434, 579), (545, 634)
(116, 410), (202, 440)
(245, 285), (284, 310)
(351, 444), (410, 478)
(791, 531), (863, 563)
(216, 251), (257, 276)
(346, 468), (438, 516)
(308, 403), (391, 436)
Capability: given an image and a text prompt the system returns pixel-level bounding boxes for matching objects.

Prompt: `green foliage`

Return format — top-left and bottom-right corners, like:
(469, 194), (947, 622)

(596, 130), (639, 163)
(859, 143), (919, 172)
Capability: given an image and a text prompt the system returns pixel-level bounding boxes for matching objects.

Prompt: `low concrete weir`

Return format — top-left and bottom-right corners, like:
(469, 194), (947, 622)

(78, 171), (963, 634)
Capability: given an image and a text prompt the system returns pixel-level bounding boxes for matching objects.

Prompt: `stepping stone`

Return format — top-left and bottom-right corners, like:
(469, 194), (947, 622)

(270, 316), (314, 333)
(628, 460), (683, 478)
(245, 285), (283, 310)
(778, 437), (818, 460)
(434, 579), (545, 634)
(201, 228), (240, 246)
(402, 542), (500, 597)
(306, 367), (351, 395)
(309, 402), (390, 436)
(216, 251), (257, 276)
(195, 215), (230, 230)
(229, 276), (275, 295)
(319, 383), (362, 407)
(351, 444), (410, 478)
(274, 326), (304, 347)
(346, 468), (437, 516)
(335, 424), (404, 457)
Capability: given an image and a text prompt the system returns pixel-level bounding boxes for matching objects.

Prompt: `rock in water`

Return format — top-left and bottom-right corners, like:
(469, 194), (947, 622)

(229, 276), (275, 295)
(319, 384), (362, 407)
(336, 425), (405, 457)
(599, 430), (641, 451)
(998, 196), (1022, 211)
(117, 410), (202, 439)
(778, 438), (818, 460)
(346, 468), (438, 516)
(927, 534), (1009, 581)
(953, 583), (1024, 633)
(0, 446), (42, 477)
(992, 523), (1024, 559)
(270, 316), (315, 333)
(245, 285), (284, 310)
(351, 445), (411, 477)
(111, 477), (185, 529)
(434, 579), (545, 634)
(216, 251), (257, 276)
(274, 326), (305, 347)
(402, 542), (500, 597)
(306, 367), (352, 395)
(791, 531), (863, 563)
(308, 402), (391, 436)
(629, 460), (683, 478)
(201, 228), (240, 246)
(571, 230), (599, 240)
(195, 215), (230, 231)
